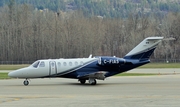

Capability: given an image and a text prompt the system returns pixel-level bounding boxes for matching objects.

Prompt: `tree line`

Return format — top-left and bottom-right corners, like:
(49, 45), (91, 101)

(0, 4), (180, 63)
(1, 0), (180, 18)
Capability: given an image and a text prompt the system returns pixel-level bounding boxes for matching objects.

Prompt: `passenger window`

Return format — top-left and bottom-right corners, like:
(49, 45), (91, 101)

(69, 62), (72, 66)
(32, 61), (40, 68)
(51, 62), (55, 67)
(75, 61), (78, 66)
(58, 62), (61, 67)
(63, 62), (67, 66)
(39, 61), (45, 67)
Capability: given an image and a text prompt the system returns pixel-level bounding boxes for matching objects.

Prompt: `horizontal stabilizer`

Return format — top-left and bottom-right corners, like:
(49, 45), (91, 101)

(163, 37), (176, 41)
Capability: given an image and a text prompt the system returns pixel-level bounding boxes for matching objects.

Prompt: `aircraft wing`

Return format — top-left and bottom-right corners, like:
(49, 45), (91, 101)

(77, 71), (107, 80)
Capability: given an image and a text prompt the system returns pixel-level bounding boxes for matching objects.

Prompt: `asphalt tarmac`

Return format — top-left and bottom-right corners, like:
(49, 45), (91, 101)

(0, 73), (180, 107)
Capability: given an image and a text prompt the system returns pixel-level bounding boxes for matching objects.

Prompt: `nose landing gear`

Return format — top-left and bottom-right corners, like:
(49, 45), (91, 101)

(79, 79), (86, 84)
(23, 79), (29, 86)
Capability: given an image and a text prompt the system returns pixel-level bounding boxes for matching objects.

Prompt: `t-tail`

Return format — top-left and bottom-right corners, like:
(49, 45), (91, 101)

(124, 37), (164, 61)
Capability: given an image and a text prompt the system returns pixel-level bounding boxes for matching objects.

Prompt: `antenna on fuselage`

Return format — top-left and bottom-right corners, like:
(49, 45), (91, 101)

(88, 54), (92, 58)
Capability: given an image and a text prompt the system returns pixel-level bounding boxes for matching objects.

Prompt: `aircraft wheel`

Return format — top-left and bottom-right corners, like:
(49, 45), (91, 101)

(89, 79), (97, 85)
(91, 79), (96, 85)
(23, 79), (29, 86)
(79, 79), (86, 84)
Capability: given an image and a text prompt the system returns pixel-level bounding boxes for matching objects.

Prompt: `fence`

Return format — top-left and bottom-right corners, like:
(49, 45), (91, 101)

(150, 59), (180, 63)
(0, 61), (34, 65)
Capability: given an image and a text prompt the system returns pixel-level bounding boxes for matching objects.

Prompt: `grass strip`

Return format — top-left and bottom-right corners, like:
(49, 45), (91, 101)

(0, 63), (179, 70)
(0, 72), (158, 80)
(0, 64), (29, 70)
(0, 73), (11, 79)
(140, 63), (180, 68)
(116, 73), (157, 76)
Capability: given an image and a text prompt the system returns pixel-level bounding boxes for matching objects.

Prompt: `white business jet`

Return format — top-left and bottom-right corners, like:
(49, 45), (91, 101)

(8, 37), (166, 86)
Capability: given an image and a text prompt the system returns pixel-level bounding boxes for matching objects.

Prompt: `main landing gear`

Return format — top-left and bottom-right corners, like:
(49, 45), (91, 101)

(79, 78), (97, 85)
(89, 78), (97, 85)
(23, 79), (29, 86)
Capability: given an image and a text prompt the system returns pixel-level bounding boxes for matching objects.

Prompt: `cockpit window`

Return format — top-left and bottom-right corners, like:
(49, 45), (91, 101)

(32, 61), (40, 68)
(39, 61), (45, 67)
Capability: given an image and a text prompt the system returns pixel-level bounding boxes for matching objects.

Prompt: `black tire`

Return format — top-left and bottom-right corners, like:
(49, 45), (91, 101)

(23, 80), (29, 86)
(90, 79), (96, 85)
(79, 79), (86, 84)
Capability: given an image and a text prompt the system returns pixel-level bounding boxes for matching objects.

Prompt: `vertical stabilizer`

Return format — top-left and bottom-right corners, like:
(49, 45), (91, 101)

(124, 37), (164, 60)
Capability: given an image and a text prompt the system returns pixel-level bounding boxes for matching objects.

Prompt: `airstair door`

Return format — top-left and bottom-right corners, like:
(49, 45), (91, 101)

(49, 61), (57, 76)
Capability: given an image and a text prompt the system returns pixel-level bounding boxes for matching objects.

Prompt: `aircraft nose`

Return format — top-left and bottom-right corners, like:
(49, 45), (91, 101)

(8, 67), (30, 78)
(8, 71), (15, 78)
(8, 70), (20, 78)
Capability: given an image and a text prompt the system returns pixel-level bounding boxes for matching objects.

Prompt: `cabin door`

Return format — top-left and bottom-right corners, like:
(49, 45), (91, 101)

(49, 61), (57, 76)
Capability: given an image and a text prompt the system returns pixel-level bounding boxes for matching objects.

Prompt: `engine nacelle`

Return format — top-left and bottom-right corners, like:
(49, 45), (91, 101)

(97, 56), (126, 66)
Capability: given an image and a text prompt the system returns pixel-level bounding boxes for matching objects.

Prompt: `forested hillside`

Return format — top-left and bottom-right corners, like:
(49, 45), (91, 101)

(1, 0), (180, 18)
(0, 0), (180, 63)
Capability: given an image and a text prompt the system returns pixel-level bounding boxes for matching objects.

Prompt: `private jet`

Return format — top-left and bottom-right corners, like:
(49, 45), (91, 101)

(8, 37), (167, 85)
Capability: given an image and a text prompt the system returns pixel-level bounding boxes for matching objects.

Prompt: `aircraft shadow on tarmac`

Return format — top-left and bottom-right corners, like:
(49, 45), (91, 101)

(5, 77), (164, 86)
(6, 81), (161, 87)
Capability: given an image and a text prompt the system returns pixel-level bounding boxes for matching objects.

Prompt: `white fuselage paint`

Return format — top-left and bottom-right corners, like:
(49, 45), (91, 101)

(9, 58), (98, 78)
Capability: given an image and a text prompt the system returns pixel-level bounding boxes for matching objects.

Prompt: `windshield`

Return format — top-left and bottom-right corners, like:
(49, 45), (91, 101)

(32, 61), (40, 68)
